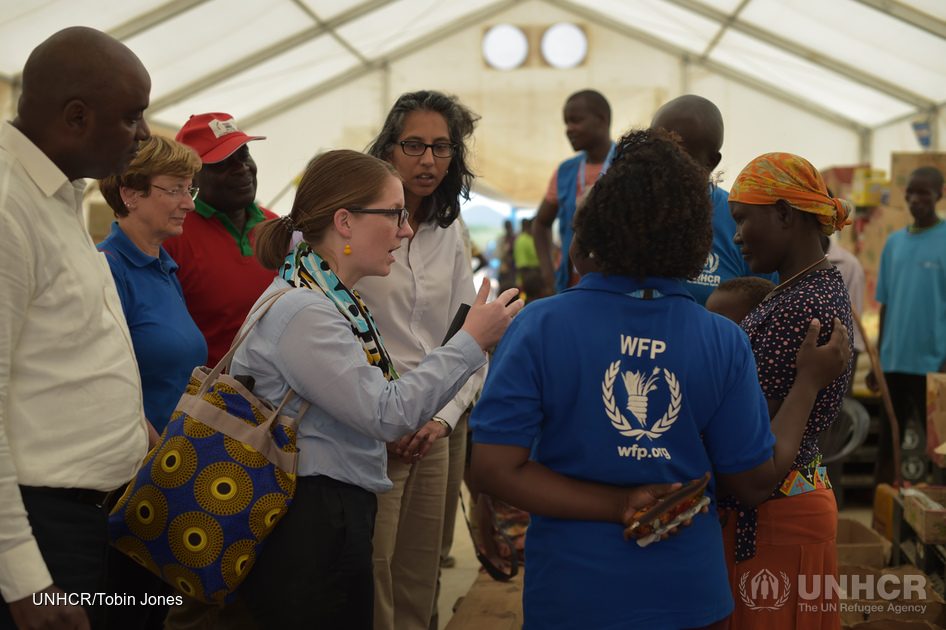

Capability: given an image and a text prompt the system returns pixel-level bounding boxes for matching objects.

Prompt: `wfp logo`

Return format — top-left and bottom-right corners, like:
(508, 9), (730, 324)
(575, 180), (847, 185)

(739, 569), (791, 611)
(605, 337), (676, 442)
(603, 364), (680, 441)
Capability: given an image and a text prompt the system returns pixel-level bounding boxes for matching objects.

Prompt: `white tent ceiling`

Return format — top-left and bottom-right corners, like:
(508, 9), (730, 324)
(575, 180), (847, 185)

(1, 0), (944, 211)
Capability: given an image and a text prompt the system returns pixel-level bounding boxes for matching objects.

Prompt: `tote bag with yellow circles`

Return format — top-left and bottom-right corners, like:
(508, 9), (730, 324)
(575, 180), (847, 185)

(108, 288), (308, 604)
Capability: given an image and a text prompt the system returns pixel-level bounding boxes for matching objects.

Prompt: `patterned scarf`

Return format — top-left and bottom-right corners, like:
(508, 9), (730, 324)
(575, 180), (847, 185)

(280, 243), (398, 381)
(729, 152), (853, 235)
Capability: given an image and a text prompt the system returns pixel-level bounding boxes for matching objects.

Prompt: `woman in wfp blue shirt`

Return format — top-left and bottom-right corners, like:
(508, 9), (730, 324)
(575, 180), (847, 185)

(470, 128), (849, 630)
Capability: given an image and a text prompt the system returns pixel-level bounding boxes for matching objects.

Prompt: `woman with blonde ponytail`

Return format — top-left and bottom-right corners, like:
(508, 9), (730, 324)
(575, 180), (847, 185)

(229, 149), (524, 629)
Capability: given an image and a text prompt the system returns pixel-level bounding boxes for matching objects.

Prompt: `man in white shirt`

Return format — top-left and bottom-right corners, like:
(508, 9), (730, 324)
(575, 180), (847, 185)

(821, 234), (866, 360)
(0, 27), (153, 630)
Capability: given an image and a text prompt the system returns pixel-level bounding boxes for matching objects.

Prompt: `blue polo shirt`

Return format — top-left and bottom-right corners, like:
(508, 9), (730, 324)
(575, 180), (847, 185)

(683, 185), (778, 305)
(98, 222), (207, 433)
(471, 273), (774, 630)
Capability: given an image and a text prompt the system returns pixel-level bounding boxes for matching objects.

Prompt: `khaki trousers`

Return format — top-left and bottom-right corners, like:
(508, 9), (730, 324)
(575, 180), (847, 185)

(373, 437), (449, 630)
(430, 414), (469, 630)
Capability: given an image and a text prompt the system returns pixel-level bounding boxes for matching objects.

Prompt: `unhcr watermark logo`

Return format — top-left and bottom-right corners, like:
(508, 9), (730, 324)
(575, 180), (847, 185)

(738, 569), (929, 614)
(739, 569), (791, 610)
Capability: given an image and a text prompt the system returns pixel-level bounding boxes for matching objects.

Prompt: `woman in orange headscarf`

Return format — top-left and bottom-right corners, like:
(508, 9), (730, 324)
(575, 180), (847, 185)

(721, 152), (854, 630)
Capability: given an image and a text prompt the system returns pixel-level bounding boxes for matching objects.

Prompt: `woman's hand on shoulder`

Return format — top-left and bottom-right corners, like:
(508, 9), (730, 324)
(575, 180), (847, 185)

(795, 317), (850, 391)
(461, 280), (525, 352)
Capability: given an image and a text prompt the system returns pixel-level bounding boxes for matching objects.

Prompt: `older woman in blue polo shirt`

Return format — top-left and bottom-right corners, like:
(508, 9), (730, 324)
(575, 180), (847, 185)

(98, 136), (207, 434)
(97, 135), (207, 630)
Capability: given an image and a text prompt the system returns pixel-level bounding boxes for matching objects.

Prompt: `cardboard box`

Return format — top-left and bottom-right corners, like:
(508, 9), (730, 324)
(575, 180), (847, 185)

(823, 164), (869, 202)
(927, 374), (946, 467)
(852, 168), (890, 208)
(902, 487), (946, 544)
(874, 483), (898, 541)
(852, 205), (910, 314)
(838, 565), (945, 628)
(889, 152), (946, 214)
(855, 206), (910, 274)
(838, 518), (892, 569)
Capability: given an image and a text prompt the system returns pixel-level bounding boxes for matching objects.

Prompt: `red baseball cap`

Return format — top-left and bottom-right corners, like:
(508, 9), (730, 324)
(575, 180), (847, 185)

(175, 113), (266, 164)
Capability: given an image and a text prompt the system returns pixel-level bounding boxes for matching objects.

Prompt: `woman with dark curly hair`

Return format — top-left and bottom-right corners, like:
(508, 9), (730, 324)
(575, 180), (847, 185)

(722, 153), (854, 630)
(470, 128), (849, 630)
(356, 90), (486, 630)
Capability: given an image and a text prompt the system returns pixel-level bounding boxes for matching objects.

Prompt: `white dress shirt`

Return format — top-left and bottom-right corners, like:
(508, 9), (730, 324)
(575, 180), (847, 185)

(827, 241), (866, 353)
(356, 219), (486, 430)
(0, 122), (149, 601)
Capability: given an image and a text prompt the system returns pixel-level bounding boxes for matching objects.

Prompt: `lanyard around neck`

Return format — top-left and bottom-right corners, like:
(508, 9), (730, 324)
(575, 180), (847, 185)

(626, 288), (666, 300)
(578, 142), (616, 195)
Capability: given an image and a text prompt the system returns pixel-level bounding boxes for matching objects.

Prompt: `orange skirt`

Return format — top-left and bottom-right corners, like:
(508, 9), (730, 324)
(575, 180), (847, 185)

(721, 488), (840, 630)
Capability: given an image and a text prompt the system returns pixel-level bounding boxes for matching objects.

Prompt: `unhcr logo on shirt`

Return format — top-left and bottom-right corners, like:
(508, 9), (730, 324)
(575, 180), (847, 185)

(692, 252), (721, 287)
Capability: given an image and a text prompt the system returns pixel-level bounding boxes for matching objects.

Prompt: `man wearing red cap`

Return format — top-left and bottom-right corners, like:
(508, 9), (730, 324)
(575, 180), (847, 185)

(165, 113), (277, 365)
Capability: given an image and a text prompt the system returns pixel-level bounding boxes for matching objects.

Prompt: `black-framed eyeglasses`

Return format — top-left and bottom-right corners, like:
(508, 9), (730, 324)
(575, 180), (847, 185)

(397, 141), (457, 158)
(349, 208), (410, 227)
(152, 184), (199, 201)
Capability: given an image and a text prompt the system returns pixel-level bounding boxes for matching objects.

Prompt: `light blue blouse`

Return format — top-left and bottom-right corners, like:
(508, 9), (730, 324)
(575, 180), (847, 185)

(231, 279), (486, 493)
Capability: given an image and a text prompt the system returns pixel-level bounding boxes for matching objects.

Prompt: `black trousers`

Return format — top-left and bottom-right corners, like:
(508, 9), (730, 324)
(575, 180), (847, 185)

(0, 487), (109, 630)
(103, 482), (172, 630)
(237, 475), (378, 630)
(876, 372), (929, 484)
(105, 546), (173, 630)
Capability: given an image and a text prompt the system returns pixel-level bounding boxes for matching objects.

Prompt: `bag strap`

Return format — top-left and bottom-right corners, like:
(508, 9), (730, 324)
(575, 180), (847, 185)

(459, 492), (519, 582)
(269, 387), (310, 434)
(176, 390), (305, 474)
(243, 291), (311, 430)
(198, 287), (294, 397)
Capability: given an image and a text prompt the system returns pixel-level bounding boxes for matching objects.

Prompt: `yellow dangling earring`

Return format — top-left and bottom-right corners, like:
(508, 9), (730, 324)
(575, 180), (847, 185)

(344, 242), (351, 256)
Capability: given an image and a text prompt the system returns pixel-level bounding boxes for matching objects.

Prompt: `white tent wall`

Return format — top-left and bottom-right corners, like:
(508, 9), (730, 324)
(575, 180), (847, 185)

(0, 1), (940, 214)
(249, 0), (668, 213)
(248, 73), (387, 214)
(245, 0), (872, 216)
(874, 121), (921, 174)
(684, 73), (860, 187)
(872, 109), (946, 175)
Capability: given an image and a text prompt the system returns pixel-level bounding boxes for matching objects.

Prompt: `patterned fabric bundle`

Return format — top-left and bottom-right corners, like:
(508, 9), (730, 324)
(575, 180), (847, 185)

(777, 465), (832, 497)
(280, 243), (398, 381)
(729, 152), (853, 235)
(108, 289), (305, 604)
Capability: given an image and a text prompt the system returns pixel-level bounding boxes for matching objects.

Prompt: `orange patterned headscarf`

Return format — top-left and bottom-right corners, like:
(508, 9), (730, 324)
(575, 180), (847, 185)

(729, 152), (853, 235)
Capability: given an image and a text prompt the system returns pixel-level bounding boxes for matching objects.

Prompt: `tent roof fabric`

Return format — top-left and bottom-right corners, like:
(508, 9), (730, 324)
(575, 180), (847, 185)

(1, 0), (943, 132)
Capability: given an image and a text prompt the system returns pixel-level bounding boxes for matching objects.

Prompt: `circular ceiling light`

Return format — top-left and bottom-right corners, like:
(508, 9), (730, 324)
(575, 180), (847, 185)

(482, 24), (529, 71)
(541, 22), (587, 69)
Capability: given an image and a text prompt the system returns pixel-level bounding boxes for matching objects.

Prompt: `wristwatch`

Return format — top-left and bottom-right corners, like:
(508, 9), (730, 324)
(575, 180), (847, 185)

(432, 416), (451, 436)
